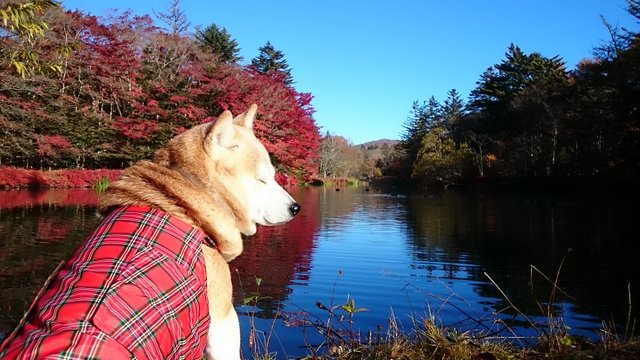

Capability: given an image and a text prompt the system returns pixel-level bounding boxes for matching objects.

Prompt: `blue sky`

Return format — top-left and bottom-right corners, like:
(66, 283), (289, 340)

(62, 0), (637, 144)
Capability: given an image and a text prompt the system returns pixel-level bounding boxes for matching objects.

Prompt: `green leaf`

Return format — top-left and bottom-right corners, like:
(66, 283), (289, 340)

(243, 292), (259, 305)
(559, 334), (573, 347)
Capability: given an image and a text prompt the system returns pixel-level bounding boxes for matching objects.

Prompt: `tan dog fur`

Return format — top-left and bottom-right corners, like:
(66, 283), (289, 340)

(100, 104), (299, 359)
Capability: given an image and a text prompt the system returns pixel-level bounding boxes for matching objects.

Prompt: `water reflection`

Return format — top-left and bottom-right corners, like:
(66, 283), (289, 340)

(231, 187), (320, 316)
(0, 204), (102, 336)
(0, 189), (100, 209)
(0, 187), (637, 357)
(403, 188), (638, 335)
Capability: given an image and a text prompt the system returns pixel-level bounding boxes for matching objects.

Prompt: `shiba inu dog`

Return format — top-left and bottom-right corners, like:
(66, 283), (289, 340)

(0, 104), (300, 360)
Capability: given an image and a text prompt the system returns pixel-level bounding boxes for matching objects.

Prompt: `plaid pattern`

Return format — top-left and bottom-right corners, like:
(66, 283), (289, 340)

(0, 206), (211, 360)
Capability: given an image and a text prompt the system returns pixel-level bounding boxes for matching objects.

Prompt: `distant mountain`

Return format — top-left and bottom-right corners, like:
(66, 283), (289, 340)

(356, 139), (399, 148)
(354, 139), (399, 164)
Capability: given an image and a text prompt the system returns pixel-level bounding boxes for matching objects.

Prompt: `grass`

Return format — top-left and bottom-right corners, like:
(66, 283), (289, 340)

(240, 265), (639, 360)
(94, 177), (110, 193)
(289, 318), (640, 360)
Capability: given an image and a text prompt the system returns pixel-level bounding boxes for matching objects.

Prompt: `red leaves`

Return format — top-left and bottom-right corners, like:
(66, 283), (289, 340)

(176, 104), (206, 120)
(0, 167), (122, 189)
(53, 169), (121, 187)
(275, 172), (298, 187)
(168, 95), (189, 103)
(210, 66), (320, 180)
(36, 135), (78, 158)
(0, 8), (321, 180)
(112, 117), (160, 139)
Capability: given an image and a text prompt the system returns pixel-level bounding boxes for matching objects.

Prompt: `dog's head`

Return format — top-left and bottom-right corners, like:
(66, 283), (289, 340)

(205, 104), (301, 235)
(158, 104), (300, 237)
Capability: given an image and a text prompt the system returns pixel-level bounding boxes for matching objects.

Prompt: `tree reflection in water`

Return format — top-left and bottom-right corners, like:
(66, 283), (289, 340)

(0, 186), (637, 357)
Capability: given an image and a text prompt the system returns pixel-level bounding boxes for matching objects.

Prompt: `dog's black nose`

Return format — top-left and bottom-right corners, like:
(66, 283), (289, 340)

(289, 203), (301, 216)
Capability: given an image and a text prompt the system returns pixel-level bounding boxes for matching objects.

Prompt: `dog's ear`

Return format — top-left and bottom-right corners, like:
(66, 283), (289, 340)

(208, 110), (237, 149)
(233, 104), (257, 129)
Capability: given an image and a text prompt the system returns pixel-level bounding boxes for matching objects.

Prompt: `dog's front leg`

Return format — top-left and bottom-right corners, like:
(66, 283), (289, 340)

(202, 246), (241, 360)
(206, 305), (240, 360)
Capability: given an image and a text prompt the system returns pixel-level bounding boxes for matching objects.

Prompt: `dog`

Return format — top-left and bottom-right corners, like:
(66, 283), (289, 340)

(0, 104), (300, 359)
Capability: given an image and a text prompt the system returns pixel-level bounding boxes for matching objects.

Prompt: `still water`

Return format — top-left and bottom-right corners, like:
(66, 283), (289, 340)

(0, 186), (637, 358)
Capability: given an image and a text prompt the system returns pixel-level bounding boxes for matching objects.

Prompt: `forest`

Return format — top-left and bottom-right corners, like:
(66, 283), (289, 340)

(391, 2), (640, 187)
(1, 0), (639, 188)
(0, 0), (320, 181)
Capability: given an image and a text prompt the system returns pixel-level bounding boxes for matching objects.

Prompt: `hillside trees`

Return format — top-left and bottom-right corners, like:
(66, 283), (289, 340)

(49, 10), (152, 167)
(569, 60), (639, 178)
(466, 44), (569, 177)
(408, 90), (473, 185)
(399, 97), (442, 176)
(405, 7), (639, 186)
(411, 127), (472, 186)
(359, 141), (396, 178)
(465, 31), (638, 180)
(566, 4), (639, 177)
(318, 133), (361, 178)
(0, 6), (320, 180)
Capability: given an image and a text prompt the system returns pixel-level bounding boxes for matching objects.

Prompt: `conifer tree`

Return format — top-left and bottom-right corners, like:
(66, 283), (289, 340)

(627, 0), (640, 20)
(250, 41), (293, 85)
(194, 23), (241, 63)
(442, 89), (465, 127)
(400, 97), (442, 170)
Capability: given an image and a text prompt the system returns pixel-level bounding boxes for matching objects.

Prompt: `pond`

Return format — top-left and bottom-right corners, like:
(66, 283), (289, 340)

(0, 185), (637, 358)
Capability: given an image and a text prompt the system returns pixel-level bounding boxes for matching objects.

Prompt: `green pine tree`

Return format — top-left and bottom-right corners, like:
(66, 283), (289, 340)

(468, 43), (568, 176)
(400, 97), (442, 175)
(442, 89), (465, 126)
(194, 23), (241, 63)
(250, 41), (293, 85)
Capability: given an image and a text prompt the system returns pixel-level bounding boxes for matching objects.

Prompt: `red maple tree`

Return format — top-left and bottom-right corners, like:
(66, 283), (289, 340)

(0, 7), (320, 181)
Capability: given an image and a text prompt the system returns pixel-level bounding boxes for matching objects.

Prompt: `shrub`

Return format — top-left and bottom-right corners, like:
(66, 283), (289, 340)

(0, 167), (122, 188)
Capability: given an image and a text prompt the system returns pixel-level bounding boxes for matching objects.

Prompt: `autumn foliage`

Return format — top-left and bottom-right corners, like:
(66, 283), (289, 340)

(0, 167), (122, 189)
(0, 7), (320, 180)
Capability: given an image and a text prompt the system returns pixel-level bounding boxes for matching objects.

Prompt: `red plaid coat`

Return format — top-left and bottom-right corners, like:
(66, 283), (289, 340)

(0, 206), (211, 359)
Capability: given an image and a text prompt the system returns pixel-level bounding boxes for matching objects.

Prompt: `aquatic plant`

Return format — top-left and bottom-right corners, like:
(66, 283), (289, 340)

(242, 267), (640, 359)
(94, 177), (109, 193)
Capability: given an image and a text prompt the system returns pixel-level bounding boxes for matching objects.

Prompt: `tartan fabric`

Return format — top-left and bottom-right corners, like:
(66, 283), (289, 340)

(0, 206), (211, 360)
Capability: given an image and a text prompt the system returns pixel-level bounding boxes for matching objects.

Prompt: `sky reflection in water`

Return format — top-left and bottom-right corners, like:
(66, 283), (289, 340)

(0, 186), (637, 358)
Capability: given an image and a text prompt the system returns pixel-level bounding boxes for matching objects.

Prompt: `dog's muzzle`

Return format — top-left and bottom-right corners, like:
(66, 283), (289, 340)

(289, 203), (301, 216)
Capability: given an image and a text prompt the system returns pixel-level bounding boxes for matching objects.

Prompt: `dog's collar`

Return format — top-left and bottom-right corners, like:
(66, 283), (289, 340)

(202, 236), (218, 251)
